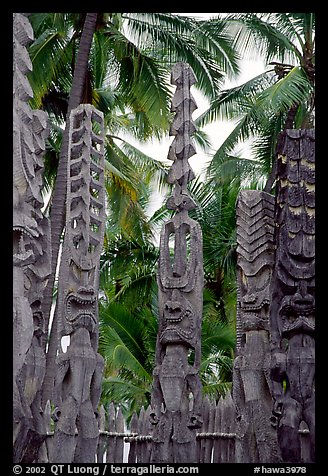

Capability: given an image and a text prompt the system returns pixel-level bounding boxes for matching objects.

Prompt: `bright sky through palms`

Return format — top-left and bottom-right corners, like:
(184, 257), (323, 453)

(122, 13), (266, 178)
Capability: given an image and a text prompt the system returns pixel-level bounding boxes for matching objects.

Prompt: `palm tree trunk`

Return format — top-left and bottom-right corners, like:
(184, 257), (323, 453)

(41, 13), (98, 407)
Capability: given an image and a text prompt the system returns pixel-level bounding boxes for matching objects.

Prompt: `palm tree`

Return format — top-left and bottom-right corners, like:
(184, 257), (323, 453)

(197, 13), (315, 191)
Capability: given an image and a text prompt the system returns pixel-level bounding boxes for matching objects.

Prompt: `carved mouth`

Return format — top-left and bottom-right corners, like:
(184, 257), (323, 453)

(282, 314), (315, 335)
(65, 293), (97, 326)
(241, 298), (270, 312)
(164, 303), (184, 323)
(282, 321), (315, 335)
(13, 227), (34, 263)
(241, 313), (269, 331)
(161, 308), (194, 343)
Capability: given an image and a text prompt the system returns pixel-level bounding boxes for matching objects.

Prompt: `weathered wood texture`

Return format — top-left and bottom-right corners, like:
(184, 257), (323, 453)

(50, 105), (106, 463)
(13, 12), (51, 463)
(95, 395), (235, 463)
(40, 393), (311, 463)
(233, 190), (281, 462)
(270, 129), (315, 463)
(150, 62), (204, 463)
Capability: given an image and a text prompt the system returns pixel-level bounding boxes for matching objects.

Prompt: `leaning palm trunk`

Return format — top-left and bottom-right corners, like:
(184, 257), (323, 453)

(41, 13), (98, 408)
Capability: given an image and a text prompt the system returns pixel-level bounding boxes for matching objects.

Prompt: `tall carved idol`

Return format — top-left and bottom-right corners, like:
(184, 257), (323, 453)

(51, 105), (106, 463)
(13, 13), (51, 462)
(270, 130), (315, 463)
(150, 63), (204, 463)
(233, 190), (280, 463)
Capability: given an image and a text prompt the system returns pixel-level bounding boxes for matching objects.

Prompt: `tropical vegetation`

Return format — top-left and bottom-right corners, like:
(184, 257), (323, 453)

(25, 12), (315, 418)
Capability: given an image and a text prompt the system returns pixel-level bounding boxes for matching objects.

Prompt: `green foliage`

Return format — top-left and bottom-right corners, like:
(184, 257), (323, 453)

(27, 12), (315, 420)
(200, 13), (315, 188)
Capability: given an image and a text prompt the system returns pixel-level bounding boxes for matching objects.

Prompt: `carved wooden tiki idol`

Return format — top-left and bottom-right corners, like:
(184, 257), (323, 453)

(13, 13), (51, 462)
(51, 105), (106, 463)
(150, 63), (204, 463)
(233, 190), (280, 463)
(270, 130), (315, 463)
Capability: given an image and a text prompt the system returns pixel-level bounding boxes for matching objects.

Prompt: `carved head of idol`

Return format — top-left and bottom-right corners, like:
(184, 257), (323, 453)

(239, 263), (272, 332)
(64, 256), (97, 335)
(279, 286), (315, 338)
(160, 289), (195, 347)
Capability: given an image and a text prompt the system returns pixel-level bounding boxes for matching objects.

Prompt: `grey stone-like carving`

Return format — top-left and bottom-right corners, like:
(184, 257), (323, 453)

(150, 63), (204, 463)
(51, 105), (106, 463)
(13, 13), (51, 462)
(270, 129), (315, 463)
(233, 190), (281, 463)
(17, 219), (52, 462)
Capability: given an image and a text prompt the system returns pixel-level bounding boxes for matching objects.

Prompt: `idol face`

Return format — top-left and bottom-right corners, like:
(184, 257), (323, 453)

(64, 258), (98, 334)
(279, 292), (315, 338)
(160, 290), (195, 347)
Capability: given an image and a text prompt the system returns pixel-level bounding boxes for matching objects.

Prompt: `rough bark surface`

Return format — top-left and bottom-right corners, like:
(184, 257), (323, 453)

(150, 63), (204, 464)
(269, 129), (315, 463)
(50, 105), (105, 463)
(233, 190), (280, 463)
(13, 12), (51, 463)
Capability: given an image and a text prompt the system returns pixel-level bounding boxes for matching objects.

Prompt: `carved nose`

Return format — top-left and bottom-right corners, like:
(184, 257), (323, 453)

(243, 293), (257, 304)
(77, 286), (94, 296)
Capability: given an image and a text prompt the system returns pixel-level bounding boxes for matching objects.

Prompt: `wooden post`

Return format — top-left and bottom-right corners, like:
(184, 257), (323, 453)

(269, 129), (315, 463)
(51, 105), (105, 463)
(13, 13), (51, 463)
(150, 63), (203, 463)
(233, 190), (280, 462)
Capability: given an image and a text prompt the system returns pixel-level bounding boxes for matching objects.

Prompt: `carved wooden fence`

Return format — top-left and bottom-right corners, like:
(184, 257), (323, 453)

(44, 393), (236, 463)
(43, 391), (311, 463)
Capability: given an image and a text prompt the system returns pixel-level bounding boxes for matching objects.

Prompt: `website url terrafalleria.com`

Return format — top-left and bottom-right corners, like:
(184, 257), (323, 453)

(108, 466), (199, 475)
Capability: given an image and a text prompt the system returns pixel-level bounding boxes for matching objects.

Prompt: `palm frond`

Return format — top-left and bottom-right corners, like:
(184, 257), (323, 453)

(122, 13), (226, 100)
(256, 66), (313, 114)
(100, 302), (146, 359)
(194, 17), (240, 79)
(28, 27), (73, 109)
(224, 13), (303, 63)
(196, 70), (275, 127)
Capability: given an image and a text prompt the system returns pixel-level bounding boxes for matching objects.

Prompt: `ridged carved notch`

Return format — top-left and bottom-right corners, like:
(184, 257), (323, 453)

(51, 105), (105, 463)
(150, 63), (204, 464)
(235, 190), (275, 350)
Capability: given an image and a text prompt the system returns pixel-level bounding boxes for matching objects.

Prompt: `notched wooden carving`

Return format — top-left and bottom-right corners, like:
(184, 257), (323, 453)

(150, 63), (203, 463)
(233, 190), (280, 463)
(51, 105), (105, 463)
(13, 13), (51, 463)
(270, 129), (315, 463)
